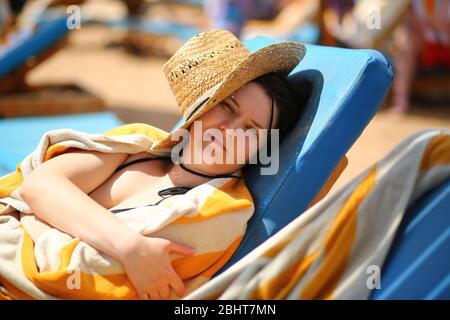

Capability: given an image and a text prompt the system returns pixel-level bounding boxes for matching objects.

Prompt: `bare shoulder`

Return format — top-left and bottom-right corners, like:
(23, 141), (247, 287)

(23, 149), (129, 195)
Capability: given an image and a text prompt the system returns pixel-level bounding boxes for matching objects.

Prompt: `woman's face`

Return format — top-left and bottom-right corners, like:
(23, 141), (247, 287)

(182, 81), (279, 175)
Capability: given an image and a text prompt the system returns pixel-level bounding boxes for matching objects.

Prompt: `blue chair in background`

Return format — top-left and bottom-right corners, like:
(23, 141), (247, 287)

(0, 112), (123, 175)
(103, 17), (201, 43)
(0, 17), (68, 77)
(101, 18), (320, 48)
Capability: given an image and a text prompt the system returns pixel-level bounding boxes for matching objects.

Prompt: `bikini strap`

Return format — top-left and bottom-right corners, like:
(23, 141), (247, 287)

(110, 186), (192, 214)
(114, 156), (171, 173)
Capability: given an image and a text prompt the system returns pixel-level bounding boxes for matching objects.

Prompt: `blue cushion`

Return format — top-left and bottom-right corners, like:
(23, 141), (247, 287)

(171, 38), (394, 277)
(370, 178), (450, 300)
(0, 112), (123, 176)
(0, 17), (68, 78)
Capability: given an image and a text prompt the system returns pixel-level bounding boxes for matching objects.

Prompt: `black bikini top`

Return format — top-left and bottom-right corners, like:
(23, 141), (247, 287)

(113, 156), (172, 174)
(111, 156), (185, 213)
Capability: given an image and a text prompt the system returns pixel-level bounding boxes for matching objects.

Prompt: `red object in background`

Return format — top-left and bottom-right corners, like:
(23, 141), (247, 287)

(412, 0), (450, 70)
(419, 40), (450, 70)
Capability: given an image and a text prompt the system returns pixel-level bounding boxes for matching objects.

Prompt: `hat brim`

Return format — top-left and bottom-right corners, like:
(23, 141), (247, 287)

(150, 41), (306, 152)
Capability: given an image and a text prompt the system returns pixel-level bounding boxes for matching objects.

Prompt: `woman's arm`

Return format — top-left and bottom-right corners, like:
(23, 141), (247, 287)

(19, 150), (195, 299)
(19, 150), (136, 261)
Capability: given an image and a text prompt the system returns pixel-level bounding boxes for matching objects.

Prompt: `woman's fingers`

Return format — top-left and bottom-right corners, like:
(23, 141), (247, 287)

(137, 290), (148, 300)
(167, 240), (196, 256)
(127, 237), (194, 300)
(143, 273), (176, 300)
(148, 287), (161, 300)
(169, 269), (186, 297)
(158, 284), (171, 299)
(137, 286), (157, 300)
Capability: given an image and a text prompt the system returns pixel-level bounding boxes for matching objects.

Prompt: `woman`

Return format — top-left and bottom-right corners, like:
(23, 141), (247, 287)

(14, 30), (307, 300)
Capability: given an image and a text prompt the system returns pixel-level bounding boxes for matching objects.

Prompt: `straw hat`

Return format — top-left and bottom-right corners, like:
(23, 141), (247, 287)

(150, 29), (306, 152)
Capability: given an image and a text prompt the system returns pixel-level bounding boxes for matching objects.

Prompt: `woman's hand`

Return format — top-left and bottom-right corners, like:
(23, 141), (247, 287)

(118, 234), (196, 300)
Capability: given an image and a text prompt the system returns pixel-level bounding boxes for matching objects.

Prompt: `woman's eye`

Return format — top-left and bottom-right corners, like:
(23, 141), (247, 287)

(221, 102), (234, 113)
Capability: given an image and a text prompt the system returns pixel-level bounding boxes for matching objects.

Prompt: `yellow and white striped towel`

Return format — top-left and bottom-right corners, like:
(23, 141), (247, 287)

(0, 123), (254, 300)
(185, 129), (450, 300)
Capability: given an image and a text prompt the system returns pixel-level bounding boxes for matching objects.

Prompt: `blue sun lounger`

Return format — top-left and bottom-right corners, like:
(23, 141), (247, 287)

(226, 37), (449, 299)
(172, 36), (449, 299)
(0, 17), (68, 77)
(0, 112), (123, 175)
(214, 37), (394, 276)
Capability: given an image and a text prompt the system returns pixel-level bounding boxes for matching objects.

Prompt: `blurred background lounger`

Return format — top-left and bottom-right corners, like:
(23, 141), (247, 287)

(0, 112), (123, 176)
(90, 0), (320, 57)
(0, 15), (105, 118)
(0, 15), (123, 176)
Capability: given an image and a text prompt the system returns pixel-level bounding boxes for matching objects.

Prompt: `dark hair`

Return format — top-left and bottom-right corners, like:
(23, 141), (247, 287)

(252, 71), (308, 142)
(240, 71), (310, 174)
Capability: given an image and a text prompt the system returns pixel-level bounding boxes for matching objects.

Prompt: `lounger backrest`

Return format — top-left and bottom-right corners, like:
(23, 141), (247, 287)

(173, 36), (394, 277)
